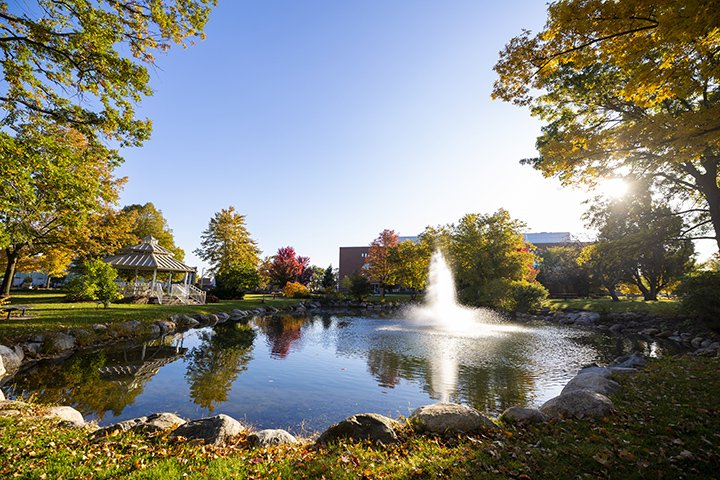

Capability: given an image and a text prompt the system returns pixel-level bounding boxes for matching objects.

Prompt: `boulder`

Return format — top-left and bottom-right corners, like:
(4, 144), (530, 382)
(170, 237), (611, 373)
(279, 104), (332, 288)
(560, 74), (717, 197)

(574, 312), (600, 326)
(0, 344), (24, 377)
(45, 406), (85, 426)
(92, 323), (108, 334)
(577, 366), (612, 378)
(409, 403), (499, 434)
(22, 342), (42, 357)
(48, 333), (76, 352)
(499, 407), (547, 424)
(154, 320), (176, 334)
(119, 320), (142, 335)
(248, 429), (298, 447)
(170, 414), (244, 445)
(316, 413), (400, 445)
(540, 391), (615, 419)
(96, 412), (187, 437)
(562, 373), (621, 396)
(175, 315), (200, 329)
(610, 353), (646, 369)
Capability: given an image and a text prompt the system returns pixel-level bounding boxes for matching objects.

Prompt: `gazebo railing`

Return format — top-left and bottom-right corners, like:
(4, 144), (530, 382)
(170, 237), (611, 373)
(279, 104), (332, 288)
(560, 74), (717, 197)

(117, 281), (203, 304)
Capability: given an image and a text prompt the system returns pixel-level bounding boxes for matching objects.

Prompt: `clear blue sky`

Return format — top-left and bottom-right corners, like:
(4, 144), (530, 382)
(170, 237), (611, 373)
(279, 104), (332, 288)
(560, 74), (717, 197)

(116, 1), (690, 272)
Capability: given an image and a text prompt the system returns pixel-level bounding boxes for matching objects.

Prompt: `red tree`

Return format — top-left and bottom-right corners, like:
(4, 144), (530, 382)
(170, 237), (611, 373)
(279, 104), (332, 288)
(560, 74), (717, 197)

(269, 246), (304, 288)
(366, 229), (399, 299)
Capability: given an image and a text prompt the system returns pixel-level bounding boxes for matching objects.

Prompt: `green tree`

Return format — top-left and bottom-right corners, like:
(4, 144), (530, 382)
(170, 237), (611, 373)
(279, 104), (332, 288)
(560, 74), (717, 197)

(121, 203), (184, 260)
(390, 240), (431, 300)
(194, 207), (260, 275)
(342, 271), (373, 303)
(212, 265), (260, 300)
(0, 126), (122, 296)
(577, 242), (626, 301)
(536, 245), (591, 297)
(321, 265), (338, 291)
(65, 258), (121, 307)
(493, 0), (720, 251)
(0, 0), (216, 146)
(366, 229), (399, 299)
(587, 190), (695, 301)
(449, 210), (538, 309)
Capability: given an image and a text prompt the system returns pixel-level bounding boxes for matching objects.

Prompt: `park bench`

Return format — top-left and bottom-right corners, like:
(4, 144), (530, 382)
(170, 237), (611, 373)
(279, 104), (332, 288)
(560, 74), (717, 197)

(2, 305), (33, 320)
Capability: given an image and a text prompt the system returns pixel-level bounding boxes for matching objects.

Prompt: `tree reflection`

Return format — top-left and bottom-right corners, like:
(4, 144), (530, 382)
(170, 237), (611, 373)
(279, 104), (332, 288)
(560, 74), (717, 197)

(185, 323), (255, 411)
(254, 315), (305, 359)
(8, 335), (185, 420)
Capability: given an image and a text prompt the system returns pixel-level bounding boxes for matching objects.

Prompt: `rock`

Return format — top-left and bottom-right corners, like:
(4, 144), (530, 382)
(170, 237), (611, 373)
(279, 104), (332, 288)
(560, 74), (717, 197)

(48, 332), (76, 352)
(609, 324), (624, 334)
(499, 407), (547, 424)
(655, 330), (672, 338)
(46, 406), (85, 426)
(561, 373), (621, 396)
(577, 366), (612, 378)
(607, 367), (638, 374)
(409, 403), (499, 434)
(541, 391), (615, 419)
(154, 320), (176, 334)
(94, 417), (148, 437)
(92, 323), (108, 333)
(22, 342), (42, 356)
(610, 353), (646, 369)
(691, 337), (704, 349)
(701, 339), (713, 349)
(248, 429), (297, 447)
(0, 389), (4, 401)
(170, 414), (244, 445)
(316, 413), (400, 445)
(175, 315), (200, 329)
(120, 320), (142, 335)
(148, 324), (161, 336)
(574, 312), (601, 326)
(0, 344), (24, 377)
(142, 412), (186, 432)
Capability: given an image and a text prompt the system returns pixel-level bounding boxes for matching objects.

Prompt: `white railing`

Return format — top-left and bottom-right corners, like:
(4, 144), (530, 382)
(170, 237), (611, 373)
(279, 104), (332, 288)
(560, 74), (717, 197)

(117, 281), (205, 305)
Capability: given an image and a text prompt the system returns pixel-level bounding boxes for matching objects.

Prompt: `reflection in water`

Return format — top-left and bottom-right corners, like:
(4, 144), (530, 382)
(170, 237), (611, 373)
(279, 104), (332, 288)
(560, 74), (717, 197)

(254, 315), (304, 359)
(9, 335), (186, 420)
(6, 314), (677, 431)
(185, 323), (255, 411)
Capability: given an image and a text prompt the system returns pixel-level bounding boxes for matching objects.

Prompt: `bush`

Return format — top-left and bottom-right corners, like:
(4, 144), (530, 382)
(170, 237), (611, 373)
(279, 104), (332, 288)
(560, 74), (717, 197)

(64, 259), (121, 307)
(676, 271), (720, 328)
(213, 265), (260, 300)
(342, 271), (373, 302)
(282, 281), (310, 298)
(508, 280), (548, 313)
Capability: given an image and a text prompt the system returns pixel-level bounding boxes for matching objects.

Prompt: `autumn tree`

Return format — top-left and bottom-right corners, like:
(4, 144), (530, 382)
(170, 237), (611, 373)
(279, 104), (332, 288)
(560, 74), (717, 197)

(493, 0), (720, 252)
(0, 126), (123, 296)
(194, 207), (260, 275)
(0, 0), (216, 145)
(268, 247), (310, 289)
(120, 203), (184, 260)
(366, 229), (399, 299)
(390, 240), (431, 300)
(449, 210), (538, 309)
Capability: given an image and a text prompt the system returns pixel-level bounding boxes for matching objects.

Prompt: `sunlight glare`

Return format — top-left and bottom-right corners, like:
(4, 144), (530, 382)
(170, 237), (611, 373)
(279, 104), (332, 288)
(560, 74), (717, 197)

(598, 178), (628, 199)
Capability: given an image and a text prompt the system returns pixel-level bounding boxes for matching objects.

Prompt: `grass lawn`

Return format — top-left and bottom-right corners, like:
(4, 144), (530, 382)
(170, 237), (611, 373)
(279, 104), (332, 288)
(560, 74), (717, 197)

(0, 291), (301, 345)
(545, 297), (681, 317)
(1, 354), (718, 478)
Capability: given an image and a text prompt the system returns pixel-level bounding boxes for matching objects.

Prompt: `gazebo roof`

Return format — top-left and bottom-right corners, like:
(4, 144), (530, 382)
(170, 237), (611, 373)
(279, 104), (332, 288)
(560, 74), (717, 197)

(104, 236), (195, 273)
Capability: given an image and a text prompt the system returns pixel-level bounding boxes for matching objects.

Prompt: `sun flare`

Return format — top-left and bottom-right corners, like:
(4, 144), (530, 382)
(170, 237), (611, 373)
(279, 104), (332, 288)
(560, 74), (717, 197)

(598, 178), (628, 199)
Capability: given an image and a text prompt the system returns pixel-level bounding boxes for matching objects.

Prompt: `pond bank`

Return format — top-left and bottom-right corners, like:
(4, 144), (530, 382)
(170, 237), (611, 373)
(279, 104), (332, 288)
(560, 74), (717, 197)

(1, 353), (718, 479)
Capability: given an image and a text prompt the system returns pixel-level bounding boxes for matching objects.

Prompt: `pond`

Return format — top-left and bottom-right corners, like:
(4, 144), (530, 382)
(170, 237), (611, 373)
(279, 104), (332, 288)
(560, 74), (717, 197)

(7, 313), (667, 434)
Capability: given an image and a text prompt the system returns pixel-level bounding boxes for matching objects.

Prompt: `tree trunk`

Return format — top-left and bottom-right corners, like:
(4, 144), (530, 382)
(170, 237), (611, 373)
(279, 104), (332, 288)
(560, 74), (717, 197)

(695, 158), (720, 251)
(604, 284), (619, 301)
(0, 248), (21, 297)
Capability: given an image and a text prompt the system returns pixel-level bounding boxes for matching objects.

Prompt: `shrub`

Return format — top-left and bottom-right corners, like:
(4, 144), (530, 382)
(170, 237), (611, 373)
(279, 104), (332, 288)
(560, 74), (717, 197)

(213, 264), (260, 299)
(64, 259), (121, 307)
(282, 281), (310, 298)
(508, 280), (548, 313)
(676, 271), (720, 328)
(342, 271), (373, 302)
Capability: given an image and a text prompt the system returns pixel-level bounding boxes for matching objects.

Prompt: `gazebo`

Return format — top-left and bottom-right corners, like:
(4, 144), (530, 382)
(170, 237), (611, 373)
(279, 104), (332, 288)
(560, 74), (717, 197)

(104, 236), (206, 305)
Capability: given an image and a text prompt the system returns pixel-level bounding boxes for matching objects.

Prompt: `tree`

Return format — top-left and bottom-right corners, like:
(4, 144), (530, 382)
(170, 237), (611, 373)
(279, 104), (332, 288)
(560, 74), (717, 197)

(121, 203), (184, 260)
(536, 245), (591, 297)
(321, 265), (338, 291)
(268, 246), (310, 289)
(577, 242), (626, 301)
(366, 229), (399, 299)
(342, 271), (373, 303)
(212, 265), (260, 300)
(65, 258), (121, 307)
(390, 240), (431, 300)
(0, 0), (216, 146)
(449, 210), (538, 309)
(0, 125), (123, 296)
(194, 207), (260, 275)
(586, 191), (695, 301)
(493, 0), (720, 251)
